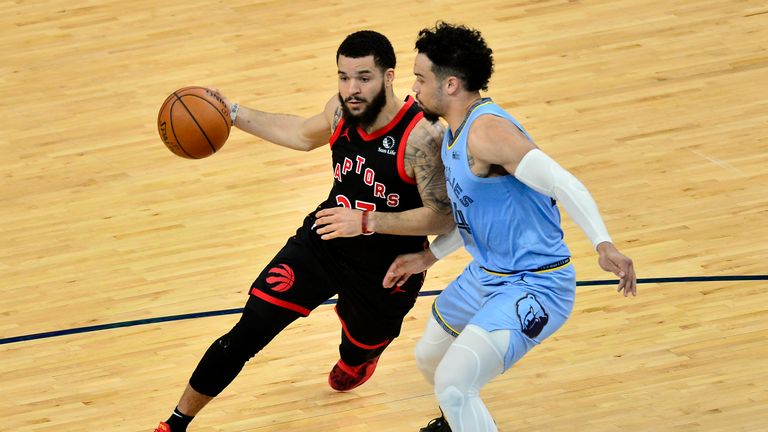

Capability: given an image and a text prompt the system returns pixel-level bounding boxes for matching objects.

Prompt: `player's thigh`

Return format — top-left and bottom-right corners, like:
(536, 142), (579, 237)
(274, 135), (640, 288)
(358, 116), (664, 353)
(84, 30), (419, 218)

(432, 264), (486, 337)
(248, 235), (336, 318)
(415, 315), (456, 369)
(469, 267), (576, 369)
(336, 269), (424, 345)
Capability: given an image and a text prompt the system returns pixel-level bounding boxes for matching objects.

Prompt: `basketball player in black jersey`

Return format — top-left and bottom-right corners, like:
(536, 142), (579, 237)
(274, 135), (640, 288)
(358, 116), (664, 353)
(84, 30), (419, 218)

(152, 30), (451, 432)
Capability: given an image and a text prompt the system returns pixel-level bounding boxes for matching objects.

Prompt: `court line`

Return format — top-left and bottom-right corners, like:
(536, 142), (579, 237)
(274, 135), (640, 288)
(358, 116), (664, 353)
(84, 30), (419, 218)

(2, 275), (766, 346)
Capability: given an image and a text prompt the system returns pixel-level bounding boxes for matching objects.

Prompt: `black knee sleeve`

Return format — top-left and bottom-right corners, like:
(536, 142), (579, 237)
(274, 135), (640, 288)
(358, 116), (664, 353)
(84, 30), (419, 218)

(189, 306), (297, 396)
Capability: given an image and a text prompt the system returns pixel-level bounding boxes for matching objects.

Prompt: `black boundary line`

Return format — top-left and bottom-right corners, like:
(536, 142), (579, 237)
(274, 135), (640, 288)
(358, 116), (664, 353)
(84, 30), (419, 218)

(2, 275), (766, 345)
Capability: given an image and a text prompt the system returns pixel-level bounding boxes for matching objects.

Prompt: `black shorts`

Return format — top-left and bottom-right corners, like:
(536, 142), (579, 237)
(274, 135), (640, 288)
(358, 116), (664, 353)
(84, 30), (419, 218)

(246, 212), (426, 349)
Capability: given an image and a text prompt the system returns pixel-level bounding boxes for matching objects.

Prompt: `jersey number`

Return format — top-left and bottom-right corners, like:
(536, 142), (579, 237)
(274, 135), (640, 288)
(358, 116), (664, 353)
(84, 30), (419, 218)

(336, 195), (376, 212)
(452, 202), (472, 234)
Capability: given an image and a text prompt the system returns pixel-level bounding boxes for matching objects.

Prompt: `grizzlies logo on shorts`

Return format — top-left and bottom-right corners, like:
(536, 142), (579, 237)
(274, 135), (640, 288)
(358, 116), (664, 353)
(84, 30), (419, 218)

(516, 293), (549, 338)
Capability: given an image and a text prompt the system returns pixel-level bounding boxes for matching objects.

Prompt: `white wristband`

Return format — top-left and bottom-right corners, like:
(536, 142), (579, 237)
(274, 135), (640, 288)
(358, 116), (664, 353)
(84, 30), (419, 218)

(229, 103), (240, 124)
(429, 227), (463, 259)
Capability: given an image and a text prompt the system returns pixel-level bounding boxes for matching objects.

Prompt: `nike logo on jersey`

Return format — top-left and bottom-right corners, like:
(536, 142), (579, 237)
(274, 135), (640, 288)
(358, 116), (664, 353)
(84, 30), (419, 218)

(340, 128), (351, 141)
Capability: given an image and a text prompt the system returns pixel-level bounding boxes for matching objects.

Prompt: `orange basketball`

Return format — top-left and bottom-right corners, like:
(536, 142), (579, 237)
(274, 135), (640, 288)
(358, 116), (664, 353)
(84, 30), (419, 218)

(157, 86), (232, 159)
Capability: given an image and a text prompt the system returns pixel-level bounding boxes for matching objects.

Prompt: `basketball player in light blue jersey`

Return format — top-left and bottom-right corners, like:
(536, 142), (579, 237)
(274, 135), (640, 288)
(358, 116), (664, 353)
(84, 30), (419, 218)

(383, 22), (637, 432)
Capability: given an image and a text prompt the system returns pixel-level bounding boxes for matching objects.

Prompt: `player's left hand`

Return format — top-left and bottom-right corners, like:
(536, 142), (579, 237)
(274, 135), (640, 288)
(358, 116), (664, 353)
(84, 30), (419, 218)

(314, 207), (366, 240)
(596, 242), (637, 297)
(382, 249), (436, 288)
(207, 87), (232, 111)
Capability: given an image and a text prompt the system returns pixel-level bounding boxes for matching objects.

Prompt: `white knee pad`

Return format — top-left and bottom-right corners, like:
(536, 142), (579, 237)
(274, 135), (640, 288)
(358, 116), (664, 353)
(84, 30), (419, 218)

(414, 341), (438, 383)
(432, 326), (506, 432)
(436, 384), (465, 412)
(414, 316), (455, 385)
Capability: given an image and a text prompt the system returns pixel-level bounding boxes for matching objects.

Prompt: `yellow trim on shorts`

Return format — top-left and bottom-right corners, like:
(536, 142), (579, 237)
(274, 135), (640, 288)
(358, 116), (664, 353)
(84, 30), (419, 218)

(535, 261), (571, 273)
(432, 301), (460, 337)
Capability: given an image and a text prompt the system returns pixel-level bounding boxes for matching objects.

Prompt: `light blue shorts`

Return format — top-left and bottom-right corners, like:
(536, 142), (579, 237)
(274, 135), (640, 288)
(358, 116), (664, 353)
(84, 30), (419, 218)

(432, 260), (576, 370)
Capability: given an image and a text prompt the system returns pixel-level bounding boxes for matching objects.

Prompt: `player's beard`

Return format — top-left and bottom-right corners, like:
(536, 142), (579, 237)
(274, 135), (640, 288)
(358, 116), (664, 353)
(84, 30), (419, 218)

(338, 82), (387, 129)
(421, 107), (440, 123)
(415, 93), (441, 123)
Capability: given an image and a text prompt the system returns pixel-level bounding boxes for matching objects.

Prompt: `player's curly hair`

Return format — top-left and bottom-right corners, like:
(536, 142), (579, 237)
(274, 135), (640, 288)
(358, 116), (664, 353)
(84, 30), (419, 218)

(415, 22), (494, 92)
(337, 30), (396, 71)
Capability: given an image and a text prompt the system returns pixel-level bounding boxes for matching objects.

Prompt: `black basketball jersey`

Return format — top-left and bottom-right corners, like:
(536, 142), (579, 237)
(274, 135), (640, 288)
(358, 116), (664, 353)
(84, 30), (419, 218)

(312, 96), (427, 271)
(324, 96), (424, 213)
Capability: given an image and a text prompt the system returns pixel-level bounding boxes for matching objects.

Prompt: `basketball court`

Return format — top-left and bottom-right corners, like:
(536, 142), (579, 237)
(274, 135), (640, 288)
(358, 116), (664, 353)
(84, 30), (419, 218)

(2, 1), (767, 431)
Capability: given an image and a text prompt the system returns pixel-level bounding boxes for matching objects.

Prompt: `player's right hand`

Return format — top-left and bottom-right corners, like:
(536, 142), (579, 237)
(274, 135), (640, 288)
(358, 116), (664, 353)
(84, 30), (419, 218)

(596, 242), (637, 297)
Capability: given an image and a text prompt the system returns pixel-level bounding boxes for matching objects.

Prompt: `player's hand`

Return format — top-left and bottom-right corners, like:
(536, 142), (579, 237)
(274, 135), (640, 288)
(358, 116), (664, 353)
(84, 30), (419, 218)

(207, 87), (232, 111)
(596, 242), (637, 297)
(383, 249), (438, 288)
(314, 207), (366, 240)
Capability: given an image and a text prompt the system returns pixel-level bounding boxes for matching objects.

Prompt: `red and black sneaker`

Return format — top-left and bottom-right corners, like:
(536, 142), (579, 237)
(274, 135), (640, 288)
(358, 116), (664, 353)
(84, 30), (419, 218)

(328, 356), (380, 391)
(153, 422), (171, 432)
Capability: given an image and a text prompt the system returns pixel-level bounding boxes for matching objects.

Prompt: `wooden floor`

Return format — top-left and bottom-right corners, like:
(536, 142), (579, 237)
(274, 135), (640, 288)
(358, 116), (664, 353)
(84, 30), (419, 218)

(2, 0), (767, 430)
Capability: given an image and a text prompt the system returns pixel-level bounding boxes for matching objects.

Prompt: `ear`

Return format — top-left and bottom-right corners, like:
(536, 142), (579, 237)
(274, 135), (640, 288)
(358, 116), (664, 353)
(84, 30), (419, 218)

(445, 76), (461, 95)
(385, 68), (395, 87)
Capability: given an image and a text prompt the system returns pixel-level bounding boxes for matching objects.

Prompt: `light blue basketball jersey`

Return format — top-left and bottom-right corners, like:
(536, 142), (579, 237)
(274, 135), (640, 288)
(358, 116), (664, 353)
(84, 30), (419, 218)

(442, 99), (571, 272)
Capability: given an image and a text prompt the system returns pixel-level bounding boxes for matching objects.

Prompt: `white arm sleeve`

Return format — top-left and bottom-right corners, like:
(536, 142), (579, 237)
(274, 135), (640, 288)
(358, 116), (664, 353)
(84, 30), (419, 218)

(515, 149), (612, 249)
(429, 227), (463, 259)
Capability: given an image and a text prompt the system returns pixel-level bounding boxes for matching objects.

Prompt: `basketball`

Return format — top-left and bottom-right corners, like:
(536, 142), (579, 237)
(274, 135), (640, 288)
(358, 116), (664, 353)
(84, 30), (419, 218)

(157, 86), (232, 159)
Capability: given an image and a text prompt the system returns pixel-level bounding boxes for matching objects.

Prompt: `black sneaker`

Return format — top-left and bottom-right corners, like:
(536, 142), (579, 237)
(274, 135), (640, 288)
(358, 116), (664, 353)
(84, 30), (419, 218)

(419, 415), (452, 431)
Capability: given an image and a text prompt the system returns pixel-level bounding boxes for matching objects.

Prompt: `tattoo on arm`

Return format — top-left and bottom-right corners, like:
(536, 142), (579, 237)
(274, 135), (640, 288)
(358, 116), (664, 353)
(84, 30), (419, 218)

(467, 146), (507, 177)
(331, 106), (343, 132)
(405, 122), (452, 215)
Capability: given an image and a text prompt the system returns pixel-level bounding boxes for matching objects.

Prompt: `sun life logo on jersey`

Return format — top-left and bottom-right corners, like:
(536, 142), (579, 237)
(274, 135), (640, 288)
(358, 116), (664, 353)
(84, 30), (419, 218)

(377, 136), (397, 156)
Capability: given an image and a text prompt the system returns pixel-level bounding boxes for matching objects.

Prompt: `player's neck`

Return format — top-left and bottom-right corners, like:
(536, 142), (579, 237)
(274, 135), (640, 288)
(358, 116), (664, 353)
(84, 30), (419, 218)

(446, 93), (484, 132)
(362, 92), (402, 134)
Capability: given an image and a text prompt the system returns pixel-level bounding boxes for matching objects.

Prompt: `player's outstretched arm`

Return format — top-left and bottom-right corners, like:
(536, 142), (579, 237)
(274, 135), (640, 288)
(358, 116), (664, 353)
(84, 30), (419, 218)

(210, 89), (336, 151)
(470, 115), (637, 296)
